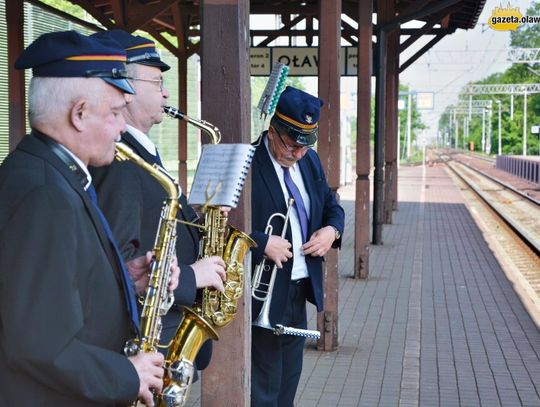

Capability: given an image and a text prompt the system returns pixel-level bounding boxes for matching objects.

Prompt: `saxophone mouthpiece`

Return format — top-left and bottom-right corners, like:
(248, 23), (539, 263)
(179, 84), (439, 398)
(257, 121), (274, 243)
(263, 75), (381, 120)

(163, 106), (186, 120)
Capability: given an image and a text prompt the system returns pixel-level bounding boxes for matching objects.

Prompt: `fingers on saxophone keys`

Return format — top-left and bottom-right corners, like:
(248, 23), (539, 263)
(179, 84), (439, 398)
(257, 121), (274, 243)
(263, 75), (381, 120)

(139, 391), (154, 407)
(214, 278), (225, 293)
(214, 256), (226, 268)
(211, 256), (227, 280)
(150, 354), (165, 390)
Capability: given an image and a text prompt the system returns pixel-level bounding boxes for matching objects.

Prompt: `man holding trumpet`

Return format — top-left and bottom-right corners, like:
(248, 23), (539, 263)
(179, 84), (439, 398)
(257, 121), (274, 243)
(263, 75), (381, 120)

(250, 86), (345, 407)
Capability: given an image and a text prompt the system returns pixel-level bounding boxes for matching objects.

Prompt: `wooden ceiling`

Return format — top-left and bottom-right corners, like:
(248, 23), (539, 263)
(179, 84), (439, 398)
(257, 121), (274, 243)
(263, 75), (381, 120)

(26, 0), (486, 58)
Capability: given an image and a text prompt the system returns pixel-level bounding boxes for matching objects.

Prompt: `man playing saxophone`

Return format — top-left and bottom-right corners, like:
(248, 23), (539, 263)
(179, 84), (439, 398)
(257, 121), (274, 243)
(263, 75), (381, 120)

(90, 29), (226, 381)
(0, 30), (170, 407)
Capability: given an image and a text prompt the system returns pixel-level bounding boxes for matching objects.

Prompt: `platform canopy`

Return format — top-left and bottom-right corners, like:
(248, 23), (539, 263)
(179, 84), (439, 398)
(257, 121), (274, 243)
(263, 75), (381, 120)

(25, 0), (486, 52)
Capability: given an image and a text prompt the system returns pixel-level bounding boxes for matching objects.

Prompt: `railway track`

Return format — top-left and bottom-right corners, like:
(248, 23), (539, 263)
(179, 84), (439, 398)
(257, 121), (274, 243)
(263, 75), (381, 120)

(437, 151), (540, 304)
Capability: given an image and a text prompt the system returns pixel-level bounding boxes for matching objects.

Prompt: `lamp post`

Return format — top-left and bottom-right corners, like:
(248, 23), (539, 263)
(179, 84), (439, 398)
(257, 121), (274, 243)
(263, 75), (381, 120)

(481, 107), (486, 152)
(407, 93), (412, 158)
(486, 105), (492, 154)
(523, 90), (528, 156)
(496, 100), (502, 155)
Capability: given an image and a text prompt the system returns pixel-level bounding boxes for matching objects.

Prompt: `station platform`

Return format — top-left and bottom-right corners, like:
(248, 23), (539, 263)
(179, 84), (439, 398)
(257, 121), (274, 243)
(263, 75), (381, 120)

(188, 163), (540, 407)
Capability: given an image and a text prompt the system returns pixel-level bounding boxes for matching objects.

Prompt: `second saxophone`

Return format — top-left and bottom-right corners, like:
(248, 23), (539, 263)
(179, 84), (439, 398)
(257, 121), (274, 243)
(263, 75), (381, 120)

(160, 106), (256, 407)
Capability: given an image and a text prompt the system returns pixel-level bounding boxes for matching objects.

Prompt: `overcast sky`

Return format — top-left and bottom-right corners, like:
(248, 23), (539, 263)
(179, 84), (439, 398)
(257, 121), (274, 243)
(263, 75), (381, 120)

(251, 1), (536, 136)
(400, 0), (536, 134)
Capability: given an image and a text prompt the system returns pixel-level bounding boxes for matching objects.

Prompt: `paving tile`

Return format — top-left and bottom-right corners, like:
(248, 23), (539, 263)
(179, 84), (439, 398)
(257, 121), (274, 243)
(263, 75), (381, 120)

(184, 165), (540, 407)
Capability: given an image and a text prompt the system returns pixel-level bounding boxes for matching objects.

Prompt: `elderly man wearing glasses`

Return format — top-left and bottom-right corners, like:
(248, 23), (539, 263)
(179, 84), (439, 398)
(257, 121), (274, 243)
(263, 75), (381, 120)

(89, 30), (226, 392)
(249, 86), (345, 407)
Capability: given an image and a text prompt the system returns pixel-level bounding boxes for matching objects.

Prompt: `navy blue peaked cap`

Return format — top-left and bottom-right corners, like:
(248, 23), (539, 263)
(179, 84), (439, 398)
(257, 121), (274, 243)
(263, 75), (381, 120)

(92, 29), (170, 72)
(15, 30), (134, 94)
(273, 86), (324, 146)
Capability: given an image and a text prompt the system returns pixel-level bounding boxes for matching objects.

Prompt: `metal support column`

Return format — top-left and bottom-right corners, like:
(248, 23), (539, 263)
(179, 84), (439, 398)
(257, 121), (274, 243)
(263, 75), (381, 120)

(383, 18), (398, 223)
(373, 0), (392, 244)
(391, 39), (400, 212)
(354, 0), (373, 278)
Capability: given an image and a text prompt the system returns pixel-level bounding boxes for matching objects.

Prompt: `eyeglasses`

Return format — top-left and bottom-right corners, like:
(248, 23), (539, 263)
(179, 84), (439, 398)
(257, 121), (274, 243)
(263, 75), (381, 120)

(277, 132), (309, 153)
(128, 77), (164, 92)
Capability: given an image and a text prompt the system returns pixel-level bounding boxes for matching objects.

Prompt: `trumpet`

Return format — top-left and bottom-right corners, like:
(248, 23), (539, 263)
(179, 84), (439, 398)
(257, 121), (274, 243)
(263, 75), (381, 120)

(251, 200), (321, 340)
(252, 199), (294, 331)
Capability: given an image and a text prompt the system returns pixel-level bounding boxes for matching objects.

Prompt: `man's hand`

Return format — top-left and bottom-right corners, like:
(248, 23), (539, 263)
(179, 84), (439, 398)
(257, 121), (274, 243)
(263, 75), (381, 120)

(192, 205), (231, 217)
(302, 226), (335, 257)
(127, 252), (180, 295)
(192, 256), (227, 292)
(168, 255), (180, 292)
(128, 351), (164, 407)
(219, 206), (231, 217)
(264, 235), (292, 269)
(126, 251), (153, 295)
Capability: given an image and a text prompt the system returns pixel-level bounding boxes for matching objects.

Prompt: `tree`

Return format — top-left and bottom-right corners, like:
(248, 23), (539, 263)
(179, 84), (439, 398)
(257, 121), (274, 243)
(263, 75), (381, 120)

(39, 0), (87, 19)
(398, 84), (426, 160)
(511, 1), (540, 48)
(452, 2), (540, 156)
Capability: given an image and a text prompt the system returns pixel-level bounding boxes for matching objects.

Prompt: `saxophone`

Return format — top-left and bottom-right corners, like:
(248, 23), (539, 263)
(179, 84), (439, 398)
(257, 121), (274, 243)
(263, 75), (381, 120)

(115, 142), (196, 407)
(116, 141), (178, 355)
(160, 107), (256, 407)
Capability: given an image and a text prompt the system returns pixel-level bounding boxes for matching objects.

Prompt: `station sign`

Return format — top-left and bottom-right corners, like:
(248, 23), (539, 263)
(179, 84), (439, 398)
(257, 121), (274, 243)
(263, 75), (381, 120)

(416, 92), (435, 110)
(250, 47), (362, 77)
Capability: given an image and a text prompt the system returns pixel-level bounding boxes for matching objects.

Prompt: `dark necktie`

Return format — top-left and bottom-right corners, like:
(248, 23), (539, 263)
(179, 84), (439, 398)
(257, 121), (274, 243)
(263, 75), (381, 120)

(86, 184), (141, 337)
(154, 150), (163, 167)
(282, 166), (309, 242)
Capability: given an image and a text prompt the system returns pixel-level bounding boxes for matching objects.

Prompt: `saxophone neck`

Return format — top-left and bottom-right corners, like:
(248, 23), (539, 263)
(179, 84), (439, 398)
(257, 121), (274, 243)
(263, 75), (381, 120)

(163, 106), (222, 144)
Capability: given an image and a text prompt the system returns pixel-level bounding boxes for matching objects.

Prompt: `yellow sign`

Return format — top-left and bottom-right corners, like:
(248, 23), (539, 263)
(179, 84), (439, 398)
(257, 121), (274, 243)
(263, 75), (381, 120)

(488, 3), (523, 31)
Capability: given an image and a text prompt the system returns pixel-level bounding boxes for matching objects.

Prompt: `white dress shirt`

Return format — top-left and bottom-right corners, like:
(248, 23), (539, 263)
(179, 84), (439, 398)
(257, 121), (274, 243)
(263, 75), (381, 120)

(58, 144), (92, 190)
(264, 137), (310, 280)
(126, 124), (158, 157)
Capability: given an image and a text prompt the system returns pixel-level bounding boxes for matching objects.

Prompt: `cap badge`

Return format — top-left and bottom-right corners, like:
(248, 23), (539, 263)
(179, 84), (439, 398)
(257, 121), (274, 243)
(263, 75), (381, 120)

(305, 114), (313, 124)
